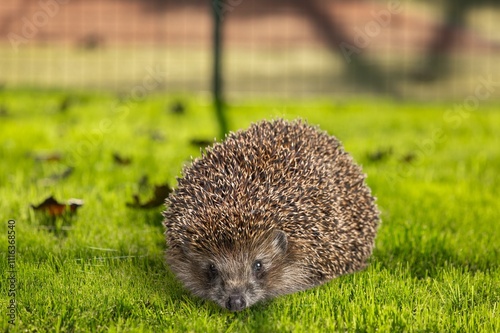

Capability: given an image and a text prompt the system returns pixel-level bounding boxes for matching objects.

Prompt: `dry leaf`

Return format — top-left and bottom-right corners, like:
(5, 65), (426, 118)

(367, 147), (393, 162)
(33, 152), (63, 162)
(126, 184), (172, 209)
(31, 196), (84, 217)
(41, 166), (74, 184)
(169, 101), (185, 115)
(400, 152), (417, 164)
(113, 152), (132, 165)
(59, 96), (73, 112)
(190, 138), (213, 149)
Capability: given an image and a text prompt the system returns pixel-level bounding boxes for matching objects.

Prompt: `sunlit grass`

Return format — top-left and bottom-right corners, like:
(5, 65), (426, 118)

(0, 89), (499, 332)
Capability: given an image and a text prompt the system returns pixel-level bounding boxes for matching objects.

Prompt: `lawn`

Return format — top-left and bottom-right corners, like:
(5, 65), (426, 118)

(0, 89), (499, 332)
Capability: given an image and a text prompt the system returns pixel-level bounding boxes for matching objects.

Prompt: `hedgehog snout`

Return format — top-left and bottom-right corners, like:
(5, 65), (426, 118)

(226, 294), (247, 311)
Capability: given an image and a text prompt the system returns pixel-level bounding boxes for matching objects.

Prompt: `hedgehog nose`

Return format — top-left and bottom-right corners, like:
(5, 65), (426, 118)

(226, 295), (246, 311)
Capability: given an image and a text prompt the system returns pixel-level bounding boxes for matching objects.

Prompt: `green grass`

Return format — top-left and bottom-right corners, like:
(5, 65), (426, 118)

(0, 88), (499, 332)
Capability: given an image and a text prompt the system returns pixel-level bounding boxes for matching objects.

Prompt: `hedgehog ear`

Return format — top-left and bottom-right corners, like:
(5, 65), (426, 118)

(272, 230), (288, 253)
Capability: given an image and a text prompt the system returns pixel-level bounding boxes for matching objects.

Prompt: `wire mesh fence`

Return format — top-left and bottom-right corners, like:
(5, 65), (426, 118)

(1, 0), (500, 100)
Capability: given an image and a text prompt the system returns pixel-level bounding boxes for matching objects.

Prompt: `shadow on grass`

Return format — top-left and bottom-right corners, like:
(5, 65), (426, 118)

(375, 237), (498, 279)
(34, 213), (78, 238)
(127, 208), (165, 229)
(118, 209), (204, 313)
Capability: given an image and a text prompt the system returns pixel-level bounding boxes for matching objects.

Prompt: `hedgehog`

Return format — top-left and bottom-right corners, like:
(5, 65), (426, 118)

(163, 119), (380, 311)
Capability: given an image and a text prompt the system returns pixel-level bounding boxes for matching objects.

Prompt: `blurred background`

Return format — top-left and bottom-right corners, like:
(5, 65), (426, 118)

(1, 0), (500, 101)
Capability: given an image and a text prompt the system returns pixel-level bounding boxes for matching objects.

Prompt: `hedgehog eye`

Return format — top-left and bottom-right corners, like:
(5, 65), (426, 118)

(252, 260), (263, 275)
(207, 263), (218, 280)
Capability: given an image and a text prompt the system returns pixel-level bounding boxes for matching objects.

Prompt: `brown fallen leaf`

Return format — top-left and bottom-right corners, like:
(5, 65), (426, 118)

(113, 152), (132, 165)
(169, 101), (185, 115)
(126, 184), (172, 209)
(40, 166), (74, 185)
(400, 152), (417, 164)
(190, 138), (213, 149)
(59, 96), (73, 112)
(33, 152), (63, 162)
(67, 198), (85, 213)
(367, 147), (393, 162)
(31, 196), (84, 217)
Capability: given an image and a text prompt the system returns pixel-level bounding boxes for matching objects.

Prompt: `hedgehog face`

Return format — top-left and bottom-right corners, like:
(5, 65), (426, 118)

(168, 229), (291, 311)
